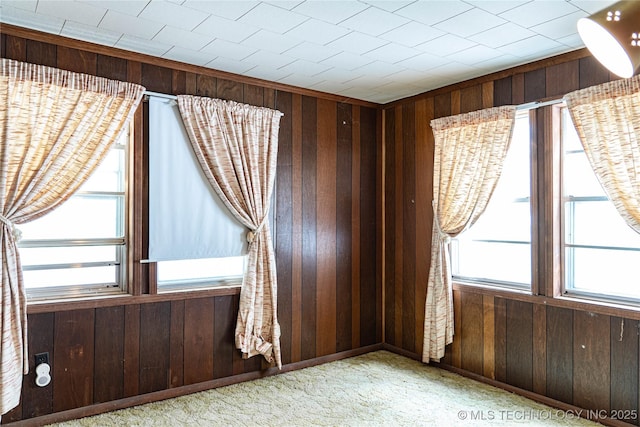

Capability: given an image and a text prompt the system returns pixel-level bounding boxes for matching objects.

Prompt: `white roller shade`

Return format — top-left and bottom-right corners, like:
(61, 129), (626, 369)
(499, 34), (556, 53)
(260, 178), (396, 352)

(148, 96), (246, 262)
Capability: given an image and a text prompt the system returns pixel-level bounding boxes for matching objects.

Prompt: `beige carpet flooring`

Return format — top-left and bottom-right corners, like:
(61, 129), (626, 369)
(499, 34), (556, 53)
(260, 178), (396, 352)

(51, 351), (600, 426)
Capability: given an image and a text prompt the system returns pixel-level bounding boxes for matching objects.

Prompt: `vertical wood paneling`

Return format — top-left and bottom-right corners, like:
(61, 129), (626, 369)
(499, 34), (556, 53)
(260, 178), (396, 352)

(276, 90), (293, 365)
(414, 98), (433, 357)
(394, 106), (403, 349)
(244, 84), (264, 106)
(545, 61), (579, 98)
(460, 292), (483, 375)
(172, 70), (186, 95)
(169, 300), (185, 388)
(494, 76), (512, 106)
(217, 78), (243, 102)
(451, 289), (462, 367)
(214, 296), (235, 379)
(141, 63), (172, 94)
(579, 56), (612, 89)
(123, 305), (140, 397)
(301, 95), (317, 360)
(494, 297), (507, 383)
(402, 102), (415, 353)
(546, 306), (573, 403)
(384, 108), (396, 346)
(532, 304), (547, 395)
(96, 54), (127, 81)
(450, 90), (461, 115)
(56, 46), (96, 74)
(351, 106), (362, 349)
(573, 311), (610, 412)
(336, 102), (353, 353)
(25, 39), (56, 66)
(291, 93), (303, 362)
(94, 306), (124, 403)
(524, 68), (546, 103)
(196, 75), (216, 97)
(512, 73), (525, 105)
(53, 310), (95, 412)
(231, 295), (245, 376)
(20, 313), (55, 420)
(483, 295), (495, 379)
(316, 98), (337, 357)
(185, 72), (197, 95)
(459, 85), (482, 113)
(610, 317), (638, 424)
(482, 81), (493, 109)
(359, 106), (378, 346)
(506, 300), (533, 391)
(139, 302), (171, 393)
(183, 298), (214, 384)
(4, 35), (27, 61)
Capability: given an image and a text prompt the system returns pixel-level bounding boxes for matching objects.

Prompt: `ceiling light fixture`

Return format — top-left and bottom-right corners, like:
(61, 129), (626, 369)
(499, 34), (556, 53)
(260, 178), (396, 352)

(577, 0), (640, 78)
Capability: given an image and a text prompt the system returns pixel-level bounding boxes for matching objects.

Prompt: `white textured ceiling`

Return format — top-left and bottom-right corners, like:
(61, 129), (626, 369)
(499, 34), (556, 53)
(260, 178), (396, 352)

(0, 0), (618, 103)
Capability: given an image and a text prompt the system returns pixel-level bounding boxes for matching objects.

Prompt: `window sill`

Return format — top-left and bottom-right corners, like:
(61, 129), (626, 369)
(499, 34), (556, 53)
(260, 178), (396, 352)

(452, 281), (640, 321)
(26, 285), (242, 314)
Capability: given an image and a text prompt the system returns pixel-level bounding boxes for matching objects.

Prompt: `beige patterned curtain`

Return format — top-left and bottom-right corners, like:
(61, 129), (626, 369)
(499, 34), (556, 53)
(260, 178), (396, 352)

(0, 59), (144, 417)
(565, 74), (640, 234)
(176, 95), (283, 368)
(424, 106), (517, 363)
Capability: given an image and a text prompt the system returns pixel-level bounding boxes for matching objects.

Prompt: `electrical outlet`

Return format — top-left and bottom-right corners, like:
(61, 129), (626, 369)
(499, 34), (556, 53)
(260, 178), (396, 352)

(35, 352), (49, 366)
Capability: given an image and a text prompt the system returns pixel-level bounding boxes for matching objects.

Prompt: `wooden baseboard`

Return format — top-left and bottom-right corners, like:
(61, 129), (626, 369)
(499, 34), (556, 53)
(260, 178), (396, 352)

(7, 343), (383, 427)
(382, 343), (632, 427)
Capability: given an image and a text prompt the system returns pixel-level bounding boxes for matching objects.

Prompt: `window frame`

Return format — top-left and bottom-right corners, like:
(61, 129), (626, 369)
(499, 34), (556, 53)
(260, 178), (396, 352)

(19, 126), (131, 301)
(450, 108), (536, 292)
(453, 100), (640, 310)
(559, 105), (640, 305)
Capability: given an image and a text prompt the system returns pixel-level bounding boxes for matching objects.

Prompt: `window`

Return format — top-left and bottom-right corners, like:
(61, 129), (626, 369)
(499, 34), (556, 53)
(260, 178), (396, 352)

(451, 111), (531, 288)
(18, 128), (129, 300)
(561, 108), (640, 301)
(157, 256), (246, 290)
(147, 96), (247, 291)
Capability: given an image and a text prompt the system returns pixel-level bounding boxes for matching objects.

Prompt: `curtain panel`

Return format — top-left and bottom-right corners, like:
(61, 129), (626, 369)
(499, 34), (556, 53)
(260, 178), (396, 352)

(0, 58), (145, 417)
(176, 95), (284, 367)
(564, 74), (640, 234)
(423, 105), (517, 363)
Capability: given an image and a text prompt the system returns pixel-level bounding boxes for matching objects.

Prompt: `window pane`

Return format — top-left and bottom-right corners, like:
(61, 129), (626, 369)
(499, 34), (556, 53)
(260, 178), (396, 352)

(453, 240), (531, 284)
(461, 201), (530, 242)
(79, 148), (125, 193)
(566, 247), (640, 299)
(563, 152), (606, 197)
(567, 201), (640, 248)
(452, 111), (531, 287)
(157, 256), (245, 285)
(18, 128), (128, 298)
(23, 266), (117, 288)
(19, 195), (124, 240)
(20, 245), (118, 266)
(562, 108), (640, 300)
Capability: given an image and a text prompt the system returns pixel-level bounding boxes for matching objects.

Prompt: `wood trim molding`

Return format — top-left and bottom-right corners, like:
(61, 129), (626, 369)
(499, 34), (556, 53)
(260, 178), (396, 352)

(26, 285), (242, 314)
(0, 24), (379, 109)
(452, 281), (640, 322)
(382, 343), (630, 427)
(7, 343), (383, 427)
(383, 48), (593, 109)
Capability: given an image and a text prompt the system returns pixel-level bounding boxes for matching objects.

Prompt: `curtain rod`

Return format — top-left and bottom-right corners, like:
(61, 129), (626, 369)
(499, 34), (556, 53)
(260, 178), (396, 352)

(516, 98), (564, 110)
(147, 90), (561, 112)
(144, 90), (177, 100)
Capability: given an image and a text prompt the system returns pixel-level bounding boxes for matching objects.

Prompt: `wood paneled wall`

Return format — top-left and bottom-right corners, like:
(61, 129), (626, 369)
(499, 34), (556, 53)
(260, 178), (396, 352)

(383, 52), (640, 425)
(0, 28), (381, 424)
